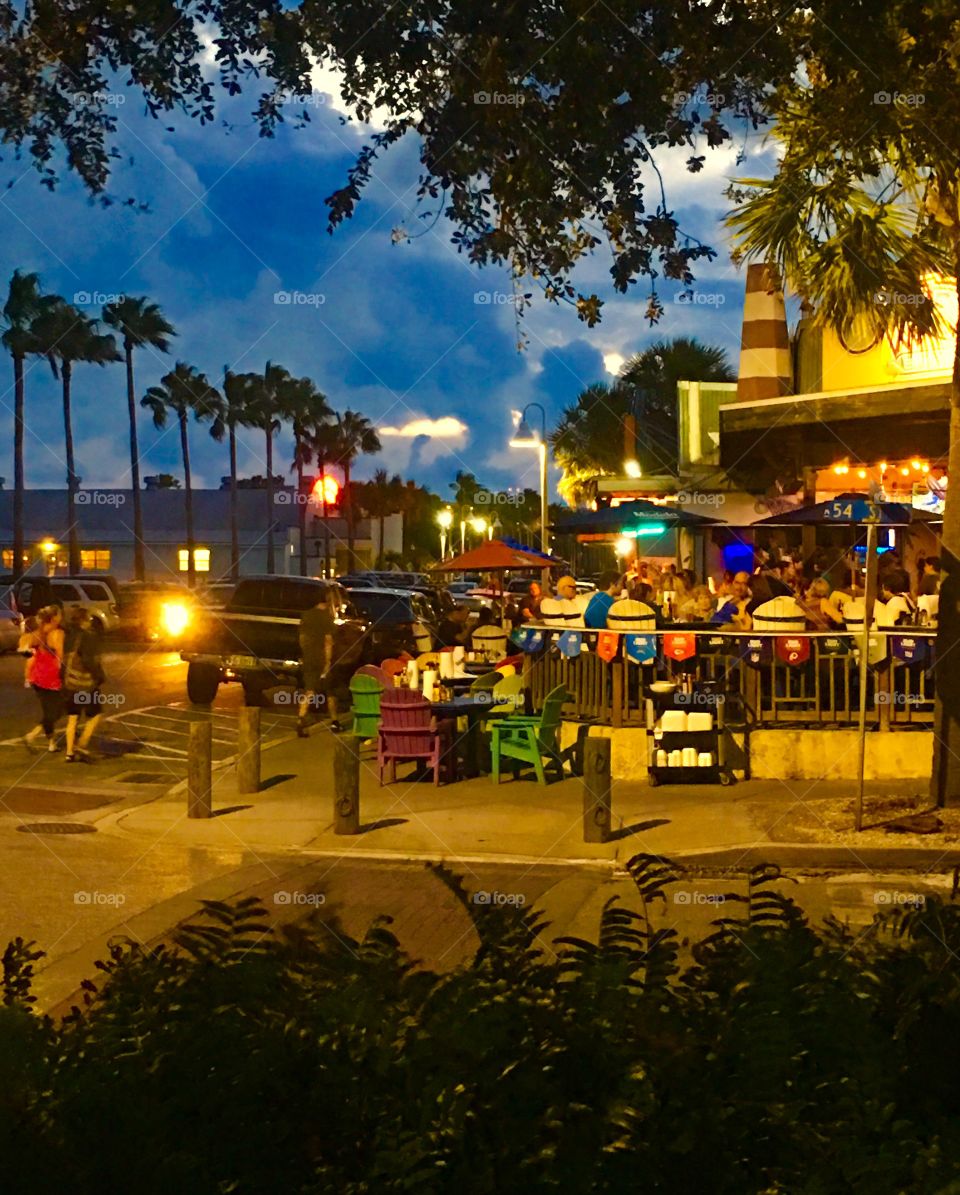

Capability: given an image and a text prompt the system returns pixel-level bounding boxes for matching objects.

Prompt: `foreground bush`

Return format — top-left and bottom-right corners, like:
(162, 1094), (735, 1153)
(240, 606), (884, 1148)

(3, 858), (960, 1194)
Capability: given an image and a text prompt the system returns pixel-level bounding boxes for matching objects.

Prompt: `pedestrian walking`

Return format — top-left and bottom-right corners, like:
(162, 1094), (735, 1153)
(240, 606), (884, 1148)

(22, 605), (65, 754)
(63, 608), (106, 763)
(297, 590), (336, 736)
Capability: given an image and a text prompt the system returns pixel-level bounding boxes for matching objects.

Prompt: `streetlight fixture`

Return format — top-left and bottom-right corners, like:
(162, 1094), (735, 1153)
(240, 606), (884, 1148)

(509, 402), (549, 568)
(470, 515), (487, 537)
(624, 459), (642, 479)
(436, 507), (454, 559)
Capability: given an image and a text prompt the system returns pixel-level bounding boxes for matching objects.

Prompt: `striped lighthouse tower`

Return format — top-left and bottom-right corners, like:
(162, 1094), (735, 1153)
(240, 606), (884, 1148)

(737, 263), (792, 401)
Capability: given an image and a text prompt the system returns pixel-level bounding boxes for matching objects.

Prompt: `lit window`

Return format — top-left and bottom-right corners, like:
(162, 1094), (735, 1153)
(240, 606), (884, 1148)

(80, 549), (111, 571)
(178, 548), (211, 572)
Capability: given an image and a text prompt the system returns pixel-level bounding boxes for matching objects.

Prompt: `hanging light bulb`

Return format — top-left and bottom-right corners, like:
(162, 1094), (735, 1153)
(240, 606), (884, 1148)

(900, 466), (910, 476)
(857, 469), (867, 479)
(911, 459), (922, 471)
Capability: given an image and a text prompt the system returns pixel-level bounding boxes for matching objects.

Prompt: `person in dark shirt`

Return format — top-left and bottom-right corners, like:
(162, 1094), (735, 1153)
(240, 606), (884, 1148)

(298, 593), (336, 736)
(518, 581), (542, 623)
(436, 603), (471, 647)
(919, 555), (941, 597)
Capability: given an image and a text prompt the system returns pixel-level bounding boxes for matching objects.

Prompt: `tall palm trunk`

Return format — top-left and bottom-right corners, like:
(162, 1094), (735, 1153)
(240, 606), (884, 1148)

(229, 423), (239, 581)
(265, 426), (275, 573)
(296, 450), (307, 577)
(180, 412), (195, 589)
(12, 352), (24, 580)
(379, 511), (385, 567)
(344, 460), (354, 564)
(62, 362), (80, 575)
(319, 457), (331, 578)
(932, 264), (960, 805)
(124, 339), (145, 581)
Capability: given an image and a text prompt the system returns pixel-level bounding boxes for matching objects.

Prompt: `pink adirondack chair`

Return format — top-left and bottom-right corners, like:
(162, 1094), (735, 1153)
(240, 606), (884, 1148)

(377, 688), (454, 785)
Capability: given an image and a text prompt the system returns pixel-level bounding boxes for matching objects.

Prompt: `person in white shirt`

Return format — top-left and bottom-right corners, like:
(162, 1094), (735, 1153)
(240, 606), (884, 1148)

(879, 571), (917, 627)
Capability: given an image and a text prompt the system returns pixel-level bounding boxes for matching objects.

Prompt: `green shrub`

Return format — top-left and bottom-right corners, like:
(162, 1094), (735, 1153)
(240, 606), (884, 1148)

(6, 859), (960, 1194)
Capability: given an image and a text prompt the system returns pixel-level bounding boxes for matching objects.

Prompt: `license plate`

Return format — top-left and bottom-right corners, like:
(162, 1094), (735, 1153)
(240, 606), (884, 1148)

(227, 655), (258, 669)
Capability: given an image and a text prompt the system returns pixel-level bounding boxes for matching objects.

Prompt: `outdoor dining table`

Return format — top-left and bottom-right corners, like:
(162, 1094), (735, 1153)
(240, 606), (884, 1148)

(429, 693), (506, 779)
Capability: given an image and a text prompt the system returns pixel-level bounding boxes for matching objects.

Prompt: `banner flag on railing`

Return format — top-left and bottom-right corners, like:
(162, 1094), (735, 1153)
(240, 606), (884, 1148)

(596, 631), (619, 662)
(891, 635), (928, 665)
(819, 635), (849, 656)
(557, 630), (583, 658)
(625, 634), (657, 664)
(776, 636), (810, 666)
(745, 636), (773, 667)
(516, 628), (545, 653)
(662, 632), (696, 662)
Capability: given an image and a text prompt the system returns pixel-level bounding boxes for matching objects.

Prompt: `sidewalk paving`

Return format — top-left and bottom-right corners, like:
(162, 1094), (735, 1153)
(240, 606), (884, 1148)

(113, 727), (960, 873)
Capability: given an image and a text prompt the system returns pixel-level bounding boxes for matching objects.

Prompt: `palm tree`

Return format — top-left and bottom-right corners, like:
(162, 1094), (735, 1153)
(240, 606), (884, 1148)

(621, 337), (735, 472)
(222, 368), (257, 581)
(141, 363), (222, 588)
(332, 410), (381, 565)
(284, 377), (332, 576)
(103, 297), (176, 582)
(550, 339), (735, 505)
(2, 271), (52, 578)
(312, 420), (344, 577)
(361, 469), (405, 566)
(242, 361), (293, 574)
(32, 301), (121, 573)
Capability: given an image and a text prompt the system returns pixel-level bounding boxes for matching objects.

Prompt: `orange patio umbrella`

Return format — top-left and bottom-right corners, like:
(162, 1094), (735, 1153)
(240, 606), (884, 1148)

(430, 538), (561, 629)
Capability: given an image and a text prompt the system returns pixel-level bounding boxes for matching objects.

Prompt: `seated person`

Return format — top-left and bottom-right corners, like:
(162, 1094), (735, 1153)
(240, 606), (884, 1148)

(518, 581), (542, 623)
(712, 571), (753, 630)
(583, 571), (623, 628)
(919, 555), (941, 597)
(799, 578), (845, 630)
(436, 603), (472, 647)
(879, 571), (917, 627)
(677, 584), (716, 623)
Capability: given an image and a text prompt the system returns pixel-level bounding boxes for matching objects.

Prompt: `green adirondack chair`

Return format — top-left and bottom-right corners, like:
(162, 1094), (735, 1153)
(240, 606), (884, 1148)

(491, 685), (568, 784)
(349, 674), (384, 739)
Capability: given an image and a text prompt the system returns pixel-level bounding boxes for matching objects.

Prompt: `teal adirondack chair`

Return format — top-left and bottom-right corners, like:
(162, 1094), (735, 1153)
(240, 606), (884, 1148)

(349, 673), (384, 739)
(491, 685), (568, 784)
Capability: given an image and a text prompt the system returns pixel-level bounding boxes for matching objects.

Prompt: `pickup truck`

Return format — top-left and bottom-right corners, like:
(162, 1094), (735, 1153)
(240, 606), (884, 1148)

(180, 575), (365, 705)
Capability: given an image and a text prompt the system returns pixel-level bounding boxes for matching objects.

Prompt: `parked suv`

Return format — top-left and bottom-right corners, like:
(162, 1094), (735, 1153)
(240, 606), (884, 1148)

(343, 587), (437, 656)
(14, 575), (119, 634)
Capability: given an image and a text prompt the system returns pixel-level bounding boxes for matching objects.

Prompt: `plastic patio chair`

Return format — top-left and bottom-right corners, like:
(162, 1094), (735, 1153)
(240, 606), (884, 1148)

(349, 673), (384, 739)
(377, 688), (454, 785)
(490, 685), (569, 785)
(489, 673), (526, 716)
(354, 664), (390, 687)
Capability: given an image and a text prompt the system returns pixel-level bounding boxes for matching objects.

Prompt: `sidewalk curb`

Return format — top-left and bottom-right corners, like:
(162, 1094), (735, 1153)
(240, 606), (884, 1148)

(663, 845), (960, 873)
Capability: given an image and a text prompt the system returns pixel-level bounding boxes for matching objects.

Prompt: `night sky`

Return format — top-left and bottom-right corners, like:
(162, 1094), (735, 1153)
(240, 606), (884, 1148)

(0, 57), (773, 501)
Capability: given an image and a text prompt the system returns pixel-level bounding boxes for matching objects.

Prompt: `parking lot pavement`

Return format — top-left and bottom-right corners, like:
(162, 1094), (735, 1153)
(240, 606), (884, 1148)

(0, 699), (301, 804)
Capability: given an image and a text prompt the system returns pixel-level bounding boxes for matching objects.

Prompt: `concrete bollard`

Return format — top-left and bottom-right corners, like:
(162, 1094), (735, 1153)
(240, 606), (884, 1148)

(333, 735), (360, 835)
(187, 720), (213, 819)
(236, 707), (261, 795)
(582, 737), (612, 843)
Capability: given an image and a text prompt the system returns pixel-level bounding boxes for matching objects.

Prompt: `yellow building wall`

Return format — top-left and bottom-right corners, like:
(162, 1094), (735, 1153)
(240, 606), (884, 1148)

(817, 277), (956, 393)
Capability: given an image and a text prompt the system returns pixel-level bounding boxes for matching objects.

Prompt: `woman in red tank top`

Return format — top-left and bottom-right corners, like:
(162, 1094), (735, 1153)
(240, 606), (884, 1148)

(23, 605), (65, 754)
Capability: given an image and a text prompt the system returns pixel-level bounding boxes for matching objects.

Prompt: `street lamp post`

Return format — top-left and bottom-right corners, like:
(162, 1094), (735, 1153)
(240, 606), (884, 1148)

(436, 507), (453, 559)
(509, 402), (550, 590)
